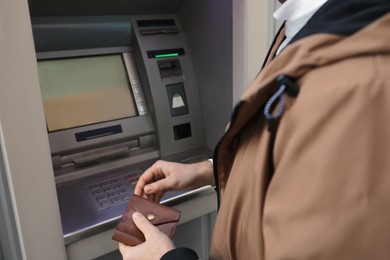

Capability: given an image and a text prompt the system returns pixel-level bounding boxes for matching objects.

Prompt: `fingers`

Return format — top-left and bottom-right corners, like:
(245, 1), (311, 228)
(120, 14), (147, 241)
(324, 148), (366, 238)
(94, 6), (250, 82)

(134, 177), (147, 197)
(134, 168), (156, 196)
(134, 162), (163, 196)
(134, 161), (173, 198)
(135, 177), (169, 201)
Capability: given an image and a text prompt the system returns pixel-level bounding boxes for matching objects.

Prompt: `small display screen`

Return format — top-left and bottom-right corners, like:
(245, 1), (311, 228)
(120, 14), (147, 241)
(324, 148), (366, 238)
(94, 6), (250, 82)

(38, 54), (137, 132)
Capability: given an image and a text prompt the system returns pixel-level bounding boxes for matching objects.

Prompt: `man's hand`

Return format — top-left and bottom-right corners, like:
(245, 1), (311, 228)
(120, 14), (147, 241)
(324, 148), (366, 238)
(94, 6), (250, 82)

(119, 212), (175, 260)
(135, 160), (214, 202)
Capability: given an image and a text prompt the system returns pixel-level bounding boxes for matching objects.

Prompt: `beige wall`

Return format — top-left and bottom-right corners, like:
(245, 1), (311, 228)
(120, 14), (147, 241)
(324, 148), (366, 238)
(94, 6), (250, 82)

(232, 0), (279, 104)
(0, 0), (67, 259)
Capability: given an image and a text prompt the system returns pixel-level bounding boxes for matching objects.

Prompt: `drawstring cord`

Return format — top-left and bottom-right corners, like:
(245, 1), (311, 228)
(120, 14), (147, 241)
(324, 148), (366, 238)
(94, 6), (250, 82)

(264, 75), (299, 132)
(264, 84), (286, 121)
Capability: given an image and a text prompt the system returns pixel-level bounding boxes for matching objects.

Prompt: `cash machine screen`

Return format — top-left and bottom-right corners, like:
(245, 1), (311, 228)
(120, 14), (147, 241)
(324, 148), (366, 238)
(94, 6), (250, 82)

(38, 54), (138, 132)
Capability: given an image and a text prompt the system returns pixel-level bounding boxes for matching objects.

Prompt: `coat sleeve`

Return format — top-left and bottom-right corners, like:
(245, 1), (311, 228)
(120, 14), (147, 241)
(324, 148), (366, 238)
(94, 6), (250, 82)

(263, 56), (390, 259)
(160, 248), (199, 260)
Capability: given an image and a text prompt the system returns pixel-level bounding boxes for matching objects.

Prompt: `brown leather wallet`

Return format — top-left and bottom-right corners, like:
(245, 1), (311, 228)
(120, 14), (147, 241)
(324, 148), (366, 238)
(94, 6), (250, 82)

(112, 194), (181, 246)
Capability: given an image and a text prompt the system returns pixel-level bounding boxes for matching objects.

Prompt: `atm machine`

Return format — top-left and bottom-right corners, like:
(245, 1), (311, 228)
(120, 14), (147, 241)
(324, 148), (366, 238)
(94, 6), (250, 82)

(1, 0), (277, 258)
(29, 8), (228, 259)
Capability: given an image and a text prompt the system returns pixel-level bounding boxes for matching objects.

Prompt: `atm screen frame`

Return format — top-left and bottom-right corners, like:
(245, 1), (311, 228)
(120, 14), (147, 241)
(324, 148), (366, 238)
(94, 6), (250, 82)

(36, 47), (154, 156)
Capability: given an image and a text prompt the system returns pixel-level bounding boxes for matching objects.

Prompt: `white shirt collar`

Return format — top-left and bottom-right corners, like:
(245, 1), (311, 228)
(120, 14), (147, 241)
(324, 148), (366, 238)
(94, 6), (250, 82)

(274, 0), (328, 21)
(274, 0), (328, 56)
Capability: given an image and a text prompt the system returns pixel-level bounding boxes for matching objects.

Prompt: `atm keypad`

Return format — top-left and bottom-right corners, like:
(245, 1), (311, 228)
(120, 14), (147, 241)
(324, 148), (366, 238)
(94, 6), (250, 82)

(84, 171), (141, 210)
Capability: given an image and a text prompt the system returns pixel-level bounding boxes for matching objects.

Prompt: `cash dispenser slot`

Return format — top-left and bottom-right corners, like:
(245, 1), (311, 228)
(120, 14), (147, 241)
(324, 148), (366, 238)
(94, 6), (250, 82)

(158, 59), (183, 78)
(137, 19), (179, 36)
(72, 145), (134, 166)
(52, 139), (143, 170)
(137, 19), (176, 27)
(140, 28), (180, 36)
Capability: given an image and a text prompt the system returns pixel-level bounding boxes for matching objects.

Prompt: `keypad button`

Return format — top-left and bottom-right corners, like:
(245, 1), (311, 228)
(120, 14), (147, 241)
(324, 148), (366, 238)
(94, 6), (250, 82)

(130, 78), (140, 85)
(110, 180), (121, 185)
(92, 189), (104, 196)
(89, 184), (101, 190)
(117, 188), (127, 195)
(111, 196), (123, 204)
(95, 194), (106, 201)
(107, 191), (118, 198)
(101, 181), (111, 187)
(113, 183), (124, 189)
(99, 199), (112, 208)
(103, 186), (115, 192)
(122, 193), (131, 200)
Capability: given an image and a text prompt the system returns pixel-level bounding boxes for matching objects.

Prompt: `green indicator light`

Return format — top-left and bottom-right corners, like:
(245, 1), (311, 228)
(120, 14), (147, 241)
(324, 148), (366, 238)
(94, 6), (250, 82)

(155, 53), (179, 58)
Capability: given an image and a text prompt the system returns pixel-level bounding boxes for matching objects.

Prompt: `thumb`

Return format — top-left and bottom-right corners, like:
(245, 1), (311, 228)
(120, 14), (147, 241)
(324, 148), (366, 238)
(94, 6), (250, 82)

(132, 212), (157, 239)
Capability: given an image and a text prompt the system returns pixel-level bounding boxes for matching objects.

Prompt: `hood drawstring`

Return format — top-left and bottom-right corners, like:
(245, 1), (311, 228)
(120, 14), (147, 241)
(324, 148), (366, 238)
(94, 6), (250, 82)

(264, 75), (299, 132)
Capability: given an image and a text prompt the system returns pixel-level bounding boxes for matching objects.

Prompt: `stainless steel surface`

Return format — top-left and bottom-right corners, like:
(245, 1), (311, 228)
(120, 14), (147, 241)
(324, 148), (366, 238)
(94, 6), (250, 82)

(63, 185), (215, 245)
(58, 147), (212, 245)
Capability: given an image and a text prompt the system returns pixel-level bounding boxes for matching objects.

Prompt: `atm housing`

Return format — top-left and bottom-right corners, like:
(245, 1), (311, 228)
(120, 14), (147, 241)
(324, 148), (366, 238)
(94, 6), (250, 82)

(32, 15), (212, 244)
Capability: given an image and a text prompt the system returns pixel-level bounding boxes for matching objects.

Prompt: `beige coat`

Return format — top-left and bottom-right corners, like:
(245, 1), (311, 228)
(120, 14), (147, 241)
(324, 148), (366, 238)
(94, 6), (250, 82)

(210, 11), (390, 260)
